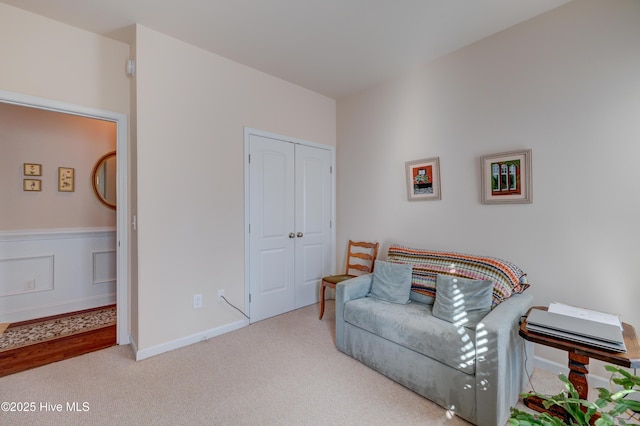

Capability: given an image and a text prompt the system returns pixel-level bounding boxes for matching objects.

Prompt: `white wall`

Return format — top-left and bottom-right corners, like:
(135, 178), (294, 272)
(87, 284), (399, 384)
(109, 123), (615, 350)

(0, 103), (116, 230)
(0, 3), (130, 114)
(134, 25), (336, 353)
(337, 0), (640, 377)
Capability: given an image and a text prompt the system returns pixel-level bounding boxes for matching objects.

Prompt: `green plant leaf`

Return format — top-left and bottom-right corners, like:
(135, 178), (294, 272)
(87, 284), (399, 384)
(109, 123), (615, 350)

(594, 397), (609, 409)
(607, 366), (640, 388)
(611, 389), (639, 401)
(625, 399), (640, 411)
(512, 365), (640, 426)
(609, 402), (629, 416)
(598, 388), (614, 399)
(594, 415), (614, 426)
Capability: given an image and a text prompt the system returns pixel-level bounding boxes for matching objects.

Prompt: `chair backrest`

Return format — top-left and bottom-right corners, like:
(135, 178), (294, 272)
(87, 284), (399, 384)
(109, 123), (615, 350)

(344, 240), (380, 276)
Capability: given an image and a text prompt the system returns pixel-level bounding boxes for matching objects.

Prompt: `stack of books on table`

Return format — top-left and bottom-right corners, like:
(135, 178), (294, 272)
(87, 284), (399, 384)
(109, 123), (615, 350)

(526, 302), (626, 353)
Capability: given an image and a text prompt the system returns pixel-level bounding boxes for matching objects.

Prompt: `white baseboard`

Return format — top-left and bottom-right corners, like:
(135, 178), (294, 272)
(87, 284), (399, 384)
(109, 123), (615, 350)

(128, 336), (138, 358)
(134, 319), (249, 361)
(534, 356), (610, 390)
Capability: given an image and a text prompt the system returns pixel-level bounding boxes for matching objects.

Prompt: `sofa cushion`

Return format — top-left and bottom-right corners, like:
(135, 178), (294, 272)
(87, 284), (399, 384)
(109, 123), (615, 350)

(387, 245), (529, 307)
(343, 297), (477, 375)
(368, 260), (412, 304)
(432, 275), (493, 328)
(409, 289), (435, 305)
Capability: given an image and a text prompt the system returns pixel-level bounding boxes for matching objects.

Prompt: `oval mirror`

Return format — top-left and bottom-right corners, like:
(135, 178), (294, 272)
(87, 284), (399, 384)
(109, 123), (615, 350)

(92, 151), (117, 210)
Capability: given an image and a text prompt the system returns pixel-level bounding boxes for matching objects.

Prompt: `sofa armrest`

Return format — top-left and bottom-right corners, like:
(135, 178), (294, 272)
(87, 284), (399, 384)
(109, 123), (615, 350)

(335, 273), (373, 352)
(475, 292), (533, 426)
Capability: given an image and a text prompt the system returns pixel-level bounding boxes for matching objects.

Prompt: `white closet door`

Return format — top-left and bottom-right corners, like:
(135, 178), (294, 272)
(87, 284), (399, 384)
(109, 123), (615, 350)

(294, 144), (332, 308)
(249, 135), (296, 322)
(248, 132), (333, 322)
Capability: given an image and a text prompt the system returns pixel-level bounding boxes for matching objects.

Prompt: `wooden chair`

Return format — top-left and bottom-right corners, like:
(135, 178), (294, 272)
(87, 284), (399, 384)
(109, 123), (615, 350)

(319, 240), (379, 319)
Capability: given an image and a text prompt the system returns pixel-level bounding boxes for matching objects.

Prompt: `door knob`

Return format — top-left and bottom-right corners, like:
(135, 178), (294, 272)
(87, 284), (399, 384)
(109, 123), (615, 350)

(297, 232), (303, 238)
(289, 232), (295, 238)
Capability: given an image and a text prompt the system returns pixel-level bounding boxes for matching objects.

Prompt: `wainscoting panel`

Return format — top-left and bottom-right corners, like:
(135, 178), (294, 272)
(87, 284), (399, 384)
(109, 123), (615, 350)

(0, 255), (54, 297)
(0, 227), (116, 323)
(93, 250), (117, 285)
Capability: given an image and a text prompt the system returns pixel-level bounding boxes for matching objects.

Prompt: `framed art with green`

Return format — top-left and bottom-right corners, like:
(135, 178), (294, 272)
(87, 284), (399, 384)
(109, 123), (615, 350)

(481, 149), (532, 204)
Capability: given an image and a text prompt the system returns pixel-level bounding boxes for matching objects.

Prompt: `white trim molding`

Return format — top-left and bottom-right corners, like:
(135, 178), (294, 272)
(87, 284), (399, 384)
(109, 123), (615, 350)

(0, 227), (116, 242)
(135, 319), (248, 361)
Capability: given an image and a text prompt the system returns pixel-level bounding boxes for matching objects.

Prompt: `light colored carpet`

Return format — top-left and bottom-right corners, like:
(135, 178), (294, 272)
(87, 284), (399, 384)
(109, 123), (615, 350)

(0, 302), (562, 425)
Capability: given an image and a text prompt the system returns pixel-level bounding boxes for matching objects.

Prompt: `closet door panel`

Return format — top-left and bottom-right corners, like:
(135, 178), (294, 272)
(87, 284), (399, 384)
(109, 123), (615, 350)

(248, 135), (295, 322)
(294, 144), (332, 308)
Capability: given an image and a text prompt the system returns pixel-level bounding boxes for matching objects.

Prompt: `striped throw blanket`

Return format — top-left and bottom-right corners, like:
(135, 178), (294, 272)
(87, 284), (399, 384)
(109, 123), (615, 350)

(387, 245), (529, 307)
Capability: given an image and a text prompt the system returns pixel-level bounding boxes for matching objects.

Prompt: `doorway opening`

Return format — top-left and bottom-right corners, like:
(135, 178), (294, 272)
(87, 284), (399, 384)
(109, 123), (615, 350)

(0, 90), (129, 345)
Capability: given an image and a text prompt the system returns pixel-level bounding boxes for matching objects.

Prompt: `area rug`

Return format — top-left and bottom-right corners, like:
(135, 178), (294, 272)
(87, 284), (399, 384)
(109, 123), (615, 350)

(0, 305), (116, 353)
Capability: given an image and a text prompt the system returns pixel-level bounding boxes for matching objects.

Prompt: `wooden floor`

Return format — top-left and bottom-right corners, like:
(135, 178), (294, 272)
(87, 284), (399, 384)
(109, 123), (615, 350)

(0, 308), (116, 377)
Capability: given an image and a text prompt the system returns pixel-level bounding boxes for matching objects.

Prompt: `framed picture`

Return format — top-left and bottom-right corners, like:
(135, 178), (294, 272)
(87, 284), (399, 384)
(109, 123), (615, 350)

(23, 179), (42, 191)
(58, 167), (75, 192)
(23, 163), (42, 176)
(481, 149), (532, 204)
(405, 157), (441, 201)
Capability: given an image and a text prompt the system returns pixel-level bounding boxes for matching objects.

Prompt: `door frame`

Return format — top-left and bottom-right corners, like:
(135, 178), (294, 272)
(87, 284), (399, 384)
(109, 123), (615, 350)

(243, 127), (336, 322)
(0, 90), (130, 344)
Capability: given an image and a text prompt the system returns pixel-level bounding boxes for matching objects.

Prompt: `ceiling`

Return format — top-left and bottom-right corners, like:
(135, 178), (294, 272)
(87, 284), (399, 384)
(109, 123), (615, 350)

(2, 0), (571, 99)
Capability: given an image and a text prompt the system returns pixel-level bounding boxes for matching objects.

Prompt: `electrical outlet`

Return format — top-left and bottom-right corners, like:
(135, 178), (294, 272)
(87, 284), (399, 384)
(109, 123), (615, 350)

(217, 290), (224, 303)
(193, 294), (203, 309)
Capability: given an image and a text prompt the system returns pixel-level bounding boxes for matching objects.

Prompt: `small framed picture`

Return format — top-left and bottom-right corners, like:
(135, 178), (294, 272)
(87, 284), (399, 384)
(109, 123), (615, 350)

(405, 157), (441, 201)
(23, 179), (42, 191)
(58, 167), (75, 192)
(481, 149), (532, 204)
(24, 163), (42, 176)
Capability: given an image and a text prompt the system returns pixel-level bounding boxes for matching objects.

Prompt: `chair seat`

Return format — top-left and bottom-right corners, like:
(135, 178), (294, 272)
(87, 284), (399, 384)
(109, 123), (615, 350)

(322, 274), (356, 286)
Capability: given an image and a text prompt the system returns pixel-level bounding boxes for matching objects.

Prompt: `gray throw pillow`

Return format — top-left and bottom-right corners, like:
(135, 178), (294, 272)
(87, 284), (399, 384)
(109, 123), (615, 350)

(368, 260), (412, 304)
(432, 275), (493, 328)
